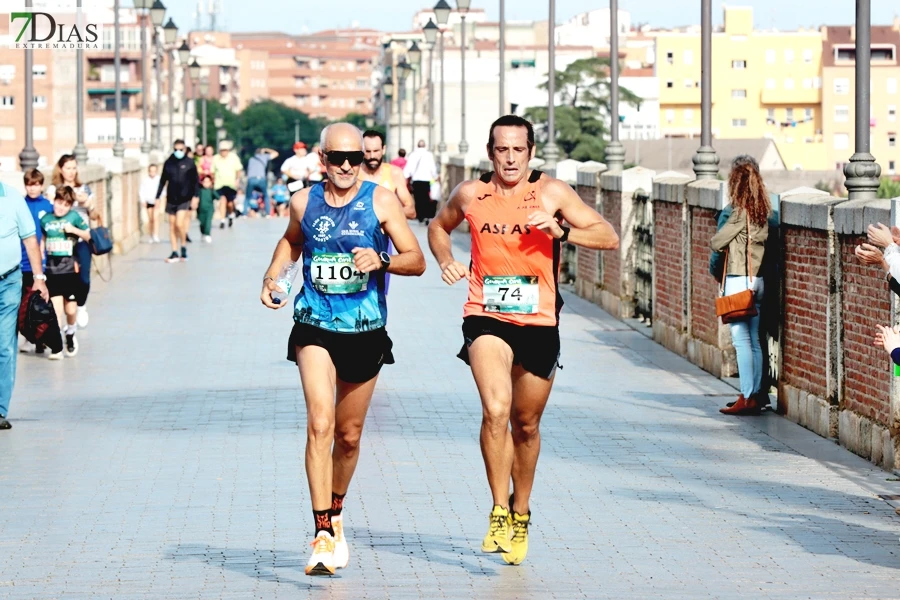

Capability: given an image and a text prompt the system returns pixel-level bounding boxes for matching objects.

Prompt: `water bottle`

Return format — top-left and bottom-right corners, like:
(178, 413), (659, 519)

(271, 261), (299, 305)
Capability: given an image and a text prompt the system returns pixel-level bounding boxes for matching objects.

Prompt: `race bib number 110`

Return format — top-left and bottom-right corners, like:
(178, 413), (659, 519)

(311, 252), (369, 294)
(483, 275), (539, 314)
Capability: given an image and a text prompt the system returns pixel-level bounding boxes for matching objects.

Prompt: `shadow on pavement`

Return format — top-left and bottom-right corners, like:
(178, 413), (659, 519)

(166, 544), (323, 590)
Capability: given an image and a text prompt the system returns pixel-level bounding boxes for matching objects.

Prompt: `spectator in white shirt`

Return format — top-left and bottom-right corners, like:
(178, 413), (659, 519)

(403, 140), (439, 223)
(139, 164), (162, 243)
(281, 142), (309, 192)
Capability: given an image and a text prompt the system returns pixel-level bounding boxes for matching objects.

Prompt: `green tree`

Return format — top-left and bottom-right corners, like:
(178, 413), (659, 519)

(524, 57), (640, 162)
(877, 177), (900, 199)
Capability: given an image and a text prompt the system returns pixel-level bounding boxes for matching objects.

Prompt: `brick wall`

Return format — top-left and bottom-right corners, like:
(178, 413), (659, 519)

(576, 184), (600, 288)
(781, 228), (829, 399)
(840, 236), (892, 425)
(602, 190), (622, 294)
(653, 201), (684, 330)
(689, 207), (719, 346)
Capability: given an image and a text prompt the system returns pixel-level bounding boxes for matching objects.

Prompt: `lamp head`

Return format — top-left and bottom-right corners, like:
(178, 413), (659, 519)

(433, 0), (451, 25)
(423, 19), (439, 44)
(162, 18), (178, 45)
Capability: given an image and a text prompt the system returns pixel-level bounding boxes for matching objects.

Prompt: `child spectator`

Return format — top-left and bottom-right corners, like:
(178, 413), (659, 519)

(197, 175), (218, 243)
(272, 177), (290, 217)
(41, 186), (91, 359)
(18, 169), (53, 355)
(139, 164), (161, 243)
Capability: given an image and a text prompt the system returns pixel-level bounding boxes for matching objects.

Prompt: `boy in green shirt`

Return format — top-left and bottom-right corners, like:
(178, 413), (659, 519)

(40, 186), (91, 358)
(198, 174), (218, 243)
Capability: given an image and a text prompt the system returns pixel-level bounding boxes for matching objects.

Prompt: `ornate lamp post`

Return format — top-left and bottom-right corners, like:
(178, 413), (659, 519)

(150, 0), (166, 151)
(434, 0), (451, 153)
(543, 0), (559, 168)
(133, 0), (152, 153)
(398, 60), (412, 152)
(177, 41), (190, 143)
(499, 0), (505, 115)
(162, 18), (178, 148)
(423, 19), (438, 150)
(408, 41), (422, 145)
(692, 0), (719, 179)
(112, 0), (126, 158)
(214, 112), (225, 146)
(382, 78), (394, 151)
(19, 0), (39, 170)
(199, 78), (209, 145)
(73, 0), (92, 163)
(188, 59), (200, 146)
(456, 0), (471, 154)
(604, 0), (624, 171)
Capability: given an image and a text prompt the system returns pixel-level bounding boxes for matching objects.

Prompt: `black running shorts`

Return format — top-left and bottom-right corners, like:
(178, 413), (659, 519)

(287, 322), (395, 384)
(165, 200), (191, 215)
(458, 315), (561, 380)
(47, 273), (81, 301)
(216, 186), (237, 202)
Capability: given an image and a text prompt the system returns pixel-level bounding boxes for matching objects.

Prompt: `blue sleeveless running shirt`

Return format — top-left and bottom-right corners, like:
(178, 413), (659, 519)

(293, 181), (389, 333)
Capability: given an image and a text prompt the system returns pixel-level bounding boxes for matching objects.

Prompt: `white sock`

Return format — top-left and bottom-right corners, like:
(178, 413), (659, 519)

(65, 324), (77, 335)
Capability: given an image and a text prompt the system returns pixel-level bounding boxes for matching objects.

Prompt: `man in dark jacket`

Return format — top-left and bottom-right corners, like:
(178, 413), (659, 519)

(156, 139), (199, 263)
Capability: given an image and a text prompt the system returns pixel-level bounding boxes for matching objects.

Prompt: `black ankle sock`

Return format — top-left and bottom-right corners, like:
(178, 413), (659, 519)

(313, 509), (334, 537)
(330, 492), (346, 518)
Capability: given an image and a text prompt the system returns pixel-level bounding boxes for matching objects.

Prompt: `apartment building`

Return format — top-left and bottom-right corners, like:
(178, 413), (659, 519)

(655, 6), (827, 170)
(821, 24), (900, 175)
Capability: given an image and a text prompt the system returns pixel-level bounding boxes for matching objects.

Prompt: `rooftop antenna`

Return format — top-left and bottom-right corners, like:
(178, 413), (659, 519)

(209, 0), (217, 32)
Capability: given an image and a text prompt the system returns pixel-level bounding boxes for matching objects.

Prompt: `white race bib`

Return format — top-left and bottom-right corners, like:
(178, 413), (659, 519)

(46, 239), (73, 256)
(483, 275), (539, 314)
(311, 252), (369, 294)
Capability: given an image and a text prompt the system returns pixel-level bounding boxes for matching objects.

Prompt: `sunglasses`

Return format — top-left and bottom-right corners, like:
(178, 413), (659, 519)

(325, 150), (365, 167)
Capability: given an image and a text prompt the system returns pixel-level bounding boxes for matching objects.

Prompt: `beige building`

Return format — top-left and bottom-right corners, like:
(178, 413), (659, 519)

(821, 24), (900, 176)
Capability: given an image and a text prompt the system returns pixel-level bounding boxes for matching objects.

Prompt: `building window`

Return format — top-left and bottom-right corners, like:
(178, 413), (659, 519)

(889, 105), (897, 121)
(765, 49), (775, 64)
(836, 47), (855, 62)
(666, 80), (673, 88)
(731, 59), (747, 69)
(872, 47), (896, 61)
(0, 96), (13, 109)
(684, 108), (694, 122)
(666, 51), (673, 64)
(834, 78), (849, 94)
(890, 160), (896, 175)
(786, 108), (794, 120)
(784, 49), (795, 63)
(803, 49), (813, 63)
(767, 108), (775, 120)
(732, 118), (747, 128)
(765, 78), (775, 89)
(683, 50), (693, 65)
(665, 109), (674, 123)
(683, 79), (693, 88)
(835, 105), (849, 122)
(834, 133), (849, 149)
(802, 78), (813, 89)
(0, 126), (14, 141)
(813, 77), (822, 89)
(784, 78), (795, 89)
(732, 89), (747, 99)
(33, 95), (47, 108)
(889, 78), (898, 94)
(33, 64), (47, 78)
(805, 108), (813, 120)
(890, 134), (897, 147)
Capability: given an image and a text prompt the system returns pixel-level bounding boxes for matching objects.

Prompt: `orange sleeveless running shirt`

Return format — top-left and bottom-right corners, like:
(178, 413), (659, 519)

(463, 170), (563, 327)
(375, 163), (397, 192)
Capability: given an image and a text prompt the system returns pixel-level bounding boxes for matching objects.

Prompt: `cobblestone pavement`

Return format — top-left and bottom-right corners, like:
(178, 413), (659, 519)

(3, 218), (900, 599)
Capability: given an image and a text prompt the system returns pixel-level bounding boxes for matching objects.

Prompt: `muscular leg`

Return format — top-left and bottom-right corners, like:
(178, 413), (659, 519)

(509, 366), (554, 515)
(468, 336), (515, 508)
(332, 376), (379, 495)
(168, 213), (179, 253)
(178, 210), (191, 246)
(297, 345), (337, 512)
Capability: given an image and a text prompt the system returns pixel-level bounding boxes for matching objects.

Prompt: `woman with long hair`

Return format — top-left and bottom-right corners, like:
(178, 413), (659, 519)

(710, 155), (771, 415)
(46, 154), (100, 329)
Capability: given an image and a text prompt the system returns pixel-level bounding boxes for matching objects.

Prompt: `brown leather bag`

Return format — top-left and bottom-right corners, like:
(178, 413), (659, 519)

(715, 216), (758, 324)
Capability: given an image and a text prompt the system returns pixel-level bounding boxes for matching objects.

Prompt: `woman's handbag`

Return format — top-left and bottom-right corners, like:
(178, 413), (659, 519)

(89, 225), (113, 255)
(715, 216), (757, 324)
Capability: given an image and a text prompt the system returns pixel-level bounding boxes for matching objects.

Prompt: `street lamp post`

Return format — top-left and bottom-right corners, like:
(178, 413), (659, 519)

(177, 41), (190, 144)
(200, 79), (209, 145)
(604, 0), (624, 171)
(409, 42), (422, 146)
(134, 0), (152, 154)
(189, 59), (200, 146)
(163, 18), (178, 148)
(424, 19), (438, 150)
(499, 0), (505, 115)
(19, 0), (39, 171)
(692, 0), (719, 180)
(382, 80), (394, 151)
(543, 0), (559, 167)
(844, 0), (882, 200)
(73, 0), (89, 163)
(214, 112), (224, 146)
(151, 1), (166, 151)
(398, 60), (411, 153)
(434, 0), (450, 154)
(112, 0), (126, 158)
(295, 119), (300, 143)
(457, 0), (471, 155)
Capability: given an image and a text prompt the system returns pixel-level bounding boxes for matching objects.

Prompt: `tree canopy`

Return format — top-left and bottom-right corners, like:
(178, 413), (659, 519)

(524, 57), (640, 162)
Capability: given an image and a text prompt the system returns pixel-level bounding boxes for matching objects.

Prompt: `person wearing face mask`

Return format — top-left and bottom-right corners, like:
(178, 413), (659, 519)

(156, 139), (199, 263)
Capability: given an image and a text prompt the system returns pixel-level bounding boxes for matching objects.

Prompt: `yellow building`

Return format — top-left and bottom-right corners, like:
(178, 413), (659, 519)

(821, 24), (900, 176)
(655, 6), (827, 170)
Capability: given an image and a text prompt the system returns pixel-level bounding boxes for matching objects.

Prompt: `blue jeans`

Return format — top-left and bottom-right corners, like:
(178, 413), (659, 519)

(724, 276), (764, 398)
(74, 240), (91, 306)
(246, 178), (269, 216)
(0, 268), (23, 418)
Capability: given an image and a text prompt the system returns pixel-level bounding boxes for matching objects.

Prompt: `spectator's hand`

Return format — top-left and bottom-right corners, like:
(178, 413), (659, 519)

(875, 324), (900, 353)
(351, 247), (381, 273)
(32, 279), (49, 302)
(191, 197), (199, 211)
(260, 278), (286, 310)
(75, 191), (89, 204)
(892, 226), (900, 246)
(867, 223), (894, 248)
(439, 260), (469, 285)
(855, 243), (888, 270)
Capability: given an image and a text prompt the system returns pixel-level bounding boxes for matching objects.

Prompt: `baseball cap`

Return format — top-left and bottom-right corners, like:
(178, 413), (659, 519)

(293, 141), (307, 151)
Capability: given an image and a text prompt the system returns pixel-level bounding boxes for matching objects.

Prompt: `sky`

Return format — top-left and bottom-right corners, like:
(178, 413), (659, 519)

(167, 0), (898, 36)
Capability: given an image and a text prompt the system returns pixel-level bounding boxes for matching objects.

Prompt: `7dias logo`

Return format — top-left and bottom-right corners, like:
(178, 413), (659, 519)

(9, 3), (102, 50)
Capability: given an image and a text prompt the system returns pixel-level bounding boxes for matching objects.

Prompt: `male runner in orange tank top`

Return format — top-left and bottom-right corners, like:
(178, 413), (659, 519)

(428, 115), (619, 565)
(360, 130), (416, 220)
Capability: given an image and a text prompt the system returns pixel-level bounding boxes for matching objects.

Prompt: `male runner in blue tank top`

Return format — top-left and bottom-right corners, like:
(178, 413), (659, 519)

(260, 123), (426, 576)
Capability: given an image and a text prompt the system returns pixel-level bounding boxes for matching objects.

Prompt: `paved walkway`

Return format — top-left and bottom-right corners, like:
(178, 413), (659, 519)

(3, 218), (900, 599)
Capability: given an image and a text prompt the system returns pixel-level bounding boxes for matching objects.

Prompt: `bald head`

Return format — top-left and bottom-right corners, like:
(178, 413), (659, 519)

(320, 123), (364, 151)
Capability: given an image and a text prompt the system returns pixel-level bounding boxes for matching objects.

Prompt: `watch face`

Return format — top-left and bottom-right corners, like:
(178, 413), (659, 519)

(379, 251), (391, 264)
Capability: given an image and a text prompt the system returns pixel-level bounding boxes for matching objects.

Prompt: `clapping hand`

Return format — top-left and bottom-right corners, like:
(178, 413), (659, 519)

(867, 223), (894, 248)
(855, 243), (887, 268)
(874, 324), (900, 353)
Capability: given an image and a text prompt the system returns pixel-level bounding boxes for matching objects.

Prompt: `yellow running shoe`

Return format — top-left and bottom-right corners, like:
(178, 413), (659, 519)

(481, 505), (512, 553)
(502, 510), (531, 565)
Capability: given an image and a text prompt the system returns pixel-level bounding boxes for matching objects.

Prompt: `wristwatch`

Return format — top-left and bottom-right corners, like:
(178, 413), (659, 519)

(378, 251), (391, 271)
(558, 226), (571, 243)
(33, 273), (47, 281)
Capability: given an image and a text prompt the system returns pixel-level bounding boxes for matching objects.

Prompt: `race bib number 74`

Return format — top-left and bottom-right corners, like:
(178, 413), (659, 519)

(311, 252), (369, 294)
(483, 275), (539, 314)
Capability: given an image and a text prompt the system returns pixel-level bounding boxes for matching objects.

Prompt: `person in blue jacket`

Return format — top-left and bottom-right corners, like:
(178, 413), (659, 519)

(19, 169), (53, 355)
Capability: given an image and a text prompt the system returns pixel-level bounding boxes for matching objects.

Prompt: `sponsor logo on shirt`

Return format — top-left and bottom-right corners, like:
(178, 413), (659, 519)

(352, 201), (366, 211)
(341, 220), (365, 237)
(478, 223), (534, 235)
(312, 215), (336, 242)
